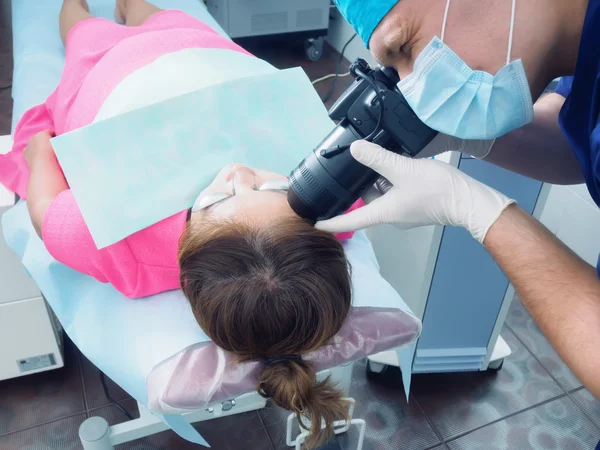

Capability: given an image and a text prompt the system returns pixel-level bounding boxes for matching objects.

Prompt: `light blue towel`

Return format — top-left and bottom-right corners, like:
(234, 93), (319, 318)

(2, 202), (417, 446)
(50, 68), (335, 249)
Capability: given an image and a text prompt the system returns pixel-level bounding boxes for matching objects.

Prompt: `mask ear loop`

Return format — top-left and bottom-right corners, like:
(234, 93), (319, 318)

(440, 0), (451, 42)
(507, 0), (516, 64)
(442, 0), (516, 64)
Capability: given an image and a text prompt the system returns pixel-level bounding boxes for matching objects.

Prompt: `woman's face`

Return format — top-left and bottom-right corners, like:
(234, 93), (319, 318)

(190, 163), (296, 227)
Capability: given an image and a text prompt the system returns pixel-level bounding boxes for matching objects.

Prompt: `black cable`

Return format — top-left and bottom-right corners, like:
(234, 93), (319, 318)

(354, 67), (385, 142)
(321, 33), (357, 104)
(99, 371), (134, 420)
(319, 68), (385, 159)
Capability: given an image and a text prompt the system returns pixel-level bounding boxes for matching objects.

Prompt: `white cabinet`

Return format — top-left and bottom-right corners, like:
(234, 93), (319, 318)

(0, 135), (64, 380)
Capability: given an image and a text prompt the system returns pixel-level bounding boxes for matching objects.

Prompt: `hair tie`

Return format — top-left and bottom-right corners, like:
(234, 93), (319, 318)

(264, 355), (302, 367)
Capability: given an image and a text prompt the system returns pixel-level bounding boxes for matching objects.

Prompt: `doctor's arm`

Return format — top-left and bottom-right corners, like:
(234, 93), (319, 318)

(425, 93), (584, 185)
(24, 131), (69, 238)
(485, 204), (600, 398)
(484, 93), (585, 185)
(317, 141), (600, 399)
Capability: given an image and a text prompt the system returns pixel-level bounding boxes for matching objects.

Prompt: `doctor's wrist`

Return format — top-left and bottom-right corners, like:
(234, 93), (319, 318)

(461, 179), (516, 245)
(481, 202), (520, 248)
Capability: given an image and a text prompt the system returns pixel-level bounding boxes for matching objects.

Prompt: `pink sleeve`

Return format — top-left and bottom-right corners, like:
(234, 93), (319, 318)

(41, 190), (140, 295)
(0, 100), (56, 198)
(41, 190), (184, 298)
(334, 198), (366, 241)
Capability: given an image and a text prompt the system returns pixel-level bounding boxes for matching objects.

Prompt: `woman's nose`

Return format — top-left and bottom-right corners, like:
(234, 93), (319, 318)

(231, 166), (257, 193)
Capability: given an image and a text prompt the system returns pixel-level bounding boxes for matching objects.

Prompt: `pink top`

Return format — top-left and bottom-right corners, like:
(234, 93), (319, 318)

(0, 11), (360, 299)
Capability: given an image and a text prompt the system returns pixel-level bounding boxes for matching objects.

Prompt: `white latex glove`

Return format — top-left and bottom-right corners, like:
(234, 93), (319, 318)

(316, 141), (516, 244)
(416, 133), (496, 159)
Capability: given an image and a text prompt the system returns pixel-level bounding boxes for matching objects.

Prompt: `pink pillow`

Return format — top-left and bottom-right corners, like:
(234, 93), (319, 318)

(147, 305), (421, 414)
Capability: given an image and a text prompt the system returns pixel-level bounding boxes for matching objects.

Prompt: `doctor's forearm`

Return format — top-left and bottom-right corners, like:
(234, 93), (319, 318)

(484, 204), (600, 398)
(484, 93), (584, 185)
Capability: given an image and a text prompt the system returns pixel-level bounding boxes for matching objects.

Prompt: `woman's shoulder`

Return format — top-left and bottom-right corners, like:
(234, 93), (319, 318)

(124, 209), (189, 269)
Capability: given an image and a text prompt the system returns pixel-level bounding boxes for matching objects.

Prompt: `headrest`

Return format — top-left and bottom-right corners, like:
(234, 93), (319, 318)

(2, 203), (421, 417)
(148, 306), (420, 414)
(334, 0), (400, 48)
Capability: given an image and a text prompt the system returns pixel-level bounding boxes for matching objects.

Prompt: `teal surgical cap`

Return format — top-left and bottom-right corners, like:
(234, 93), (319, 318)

(334, 0), (400, 48)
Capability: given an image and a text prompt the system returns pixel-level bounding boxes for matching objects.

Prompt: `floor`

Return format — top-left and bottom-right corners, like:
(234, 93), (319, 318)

(1, 6), (600, 450)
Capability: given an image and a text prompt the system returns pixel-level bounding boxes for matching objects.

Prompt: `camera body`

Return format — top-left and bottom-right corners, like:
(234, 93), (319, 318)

(287, 58), (438, 222)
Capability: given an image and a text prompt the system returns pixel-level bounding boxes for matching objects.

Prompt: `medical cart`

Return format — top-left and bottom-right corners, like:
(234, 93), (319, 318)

(0, 135), (64, 381)
(365, 82), (561, 379)
(365, 150), (546, 380)
(205, 0), (332, 61)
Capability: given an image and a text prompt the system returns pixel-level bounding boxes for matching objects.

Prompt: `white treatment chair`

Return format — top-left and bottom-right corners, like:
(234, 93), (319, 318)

(5, 2), (423, 449)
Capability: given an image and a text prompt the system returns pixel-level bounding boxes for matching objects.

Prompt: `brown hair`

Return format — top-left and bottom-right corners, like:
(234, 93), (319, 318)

(178, 216), (352, 448)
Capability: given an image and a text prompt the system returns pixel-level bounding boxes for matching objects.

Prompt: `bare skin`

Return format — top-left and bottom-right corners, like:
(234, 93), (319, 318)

(114, 0), (162, 26)
(368, 0), (588, 185)
(59, 0), (163, 46)
(484, 204), (600, 399)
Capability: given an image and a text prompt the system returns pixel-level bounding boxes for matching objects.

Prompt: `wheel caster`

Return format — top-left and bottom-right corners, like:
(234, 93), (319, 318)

(366, 359), (387, 374)
(305, 37), (324, 61)
(488, 358), (504, 371)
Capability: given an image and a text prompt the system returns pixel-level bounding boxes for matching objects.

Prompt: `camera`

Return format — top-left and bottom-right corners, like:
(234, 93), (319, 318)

(287, 58), (438, 222)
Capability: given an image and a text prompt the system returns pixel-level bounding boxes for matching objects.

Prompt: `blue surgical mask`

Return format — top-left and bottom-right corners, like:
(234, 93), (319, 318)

(397, 0), (534, 140)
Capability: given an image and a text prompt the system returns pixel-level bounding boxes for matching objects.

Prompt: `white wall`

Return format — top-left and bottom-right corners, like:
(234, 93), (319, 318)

(538, 183), (600, 266)
(326, 8), (376, 67)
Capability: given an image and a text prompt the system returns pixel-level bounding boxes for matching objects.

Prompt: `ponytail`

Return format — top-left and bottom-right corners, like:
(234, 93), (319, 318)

(258, 359), (351, 449)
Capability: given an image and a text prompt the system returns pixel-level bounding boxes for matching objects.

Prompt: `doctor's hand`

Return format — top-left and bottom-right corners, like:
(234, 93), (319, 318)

(417, 133), (496, 159)
(316, 141), (515, 244)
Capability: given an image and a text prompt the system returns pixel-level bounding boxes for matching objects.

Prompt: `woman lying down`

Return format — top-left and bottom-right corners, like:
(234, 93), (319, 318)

(0, 0), (362, 446)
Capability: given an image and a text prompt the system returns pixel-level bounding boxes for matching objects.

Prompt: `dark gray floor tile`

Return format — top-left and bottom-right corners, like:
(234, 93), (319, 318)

(90, 400), (272, 450)
(264, 359), (441, 450)
(412, 328), (563, 440)
(0, 413), (86, 450)
(265, 416), (349, 450)
(571, 389), (600, 429)
(88, 398), (140, 426)
(0, 25), (12, 135)
(259, 401), (291, 427)
(0, 1), (11, 29)
(0, 26), (11, 65)
(506, 295), (582, 391)
(0, 85), (11, 135)
(446, 396), (600, 450)
(80, 352), (132, 410)
(0, 52), (10, 87)
(0, 337), (85, 436)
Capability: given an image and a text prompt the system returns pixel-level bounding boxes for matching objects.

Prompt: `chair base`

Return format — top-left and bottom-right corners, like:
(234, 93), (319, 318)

(80, 362), (358, 449)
